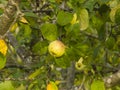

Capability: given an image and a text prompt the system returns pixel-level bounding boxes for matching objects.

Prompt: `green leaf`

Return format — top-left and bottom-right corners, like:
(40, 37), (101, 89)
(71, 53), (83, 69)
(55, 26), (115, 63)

(28, 67), (45, 80)
(115, 8), (120, 24)
(16, 84), (26, 90)
(0, 53), (6, 69)
(79, 8), (89, 30)
(17, 24), (32, 43)
(24, 12), (39, 18)
(110, 4), (120, 22)
(91, 80), (105, 90)
(0, 81), (15, 90)
(32, 41), (48, 55)
(41, 23), (58, 41)
(65, 23), (80, 37)
(55, 55), (70, 68)
(57, 11), (73, 26)
(91, 15), (104, 30)
(105, 37), (115, 49)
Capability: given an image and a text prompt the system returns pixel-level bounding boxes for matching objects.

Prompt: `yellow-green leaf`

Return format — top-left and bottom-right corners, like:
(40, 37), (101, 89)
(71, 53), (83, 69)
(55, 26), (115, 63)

(28, 67), (44, 79)
(41, 23), (58, 41)
(91, 80), (105, 90)
(0, 53), (6, 69)
(19, 17), (29, 24)
(110, 4), (120, 22)
(16, 84), (26, 90)
(0, 81), (15, 90)
(79, 8), (89, 30)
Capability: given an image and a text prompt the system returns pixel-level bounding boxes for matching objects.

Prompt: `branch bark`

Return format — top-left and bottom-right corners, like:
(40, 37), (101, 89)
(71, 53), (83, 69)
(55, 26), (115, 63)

(66, 61), (75, 90)
(0, 0), (21, 36)
(104, 70), (120, 88)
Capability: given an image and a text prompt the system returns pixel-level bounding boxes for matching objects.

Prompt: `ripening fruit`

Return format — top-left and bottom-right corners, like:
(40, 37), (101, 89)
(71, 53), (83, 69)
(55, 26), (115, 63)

(48, 40), (65, 57)
(47, 83), (52, 90)
(47, 81), (58, 90)
(0, 39), (7, 56)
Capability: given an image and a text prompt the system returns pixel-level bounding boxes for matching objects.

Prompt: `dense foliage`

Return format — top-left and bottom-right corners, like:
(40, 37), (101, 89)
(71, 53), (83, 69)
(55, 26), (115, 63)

(0, 0), (120, 90)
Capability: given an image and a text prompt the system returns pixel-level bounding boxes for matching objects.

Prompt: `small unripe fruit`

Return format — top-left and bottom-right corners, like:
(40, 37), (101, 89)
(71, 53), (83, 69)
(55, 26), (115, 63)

(48, 40), (65, 57)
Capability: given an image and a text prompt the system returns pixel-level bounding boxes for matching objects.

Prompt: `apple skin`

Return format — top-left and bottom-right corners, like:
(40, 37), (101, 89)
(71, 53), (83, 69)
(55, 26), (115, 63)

(48, 40), (65, 57)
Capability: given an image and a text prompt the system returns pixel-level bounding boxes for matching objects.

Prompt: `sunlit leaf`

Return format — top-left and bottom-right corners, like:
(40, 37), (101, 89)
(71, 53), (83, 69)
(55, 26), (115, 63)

(110, 4), (120, 22)
(10, 23), (18, 32)
(41, 23), (58, 41)
(79, 8), (89, 30)
(57, 11), (73, 26)
(70, 13), (79, 24)
(19, 17), (29, 24)
(16, 84), (26, 90)
(0, 81), (15, 90)
(108, 0), (118, 8)
(91, 80), (105, 90)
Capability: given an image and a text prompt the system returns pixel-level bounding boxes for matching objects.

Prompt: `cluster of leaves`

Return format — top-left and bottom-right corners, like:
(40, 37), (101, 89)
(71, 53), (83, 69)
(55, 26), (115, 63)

(0, 0), (120, 90)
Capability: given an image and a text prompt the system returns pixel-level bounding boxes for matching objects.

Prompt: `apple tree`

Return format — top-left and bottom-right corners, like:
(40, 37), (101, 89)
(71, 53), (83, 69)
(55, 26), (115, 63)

(0, 0), (120, 90)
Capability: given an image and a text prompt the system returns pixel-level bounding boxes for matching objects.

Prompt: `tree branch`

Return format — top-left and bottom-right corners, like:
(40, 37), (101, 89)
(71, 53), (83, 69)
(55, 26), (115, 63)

(104, 70), (120, 88)
(66, 61), (75, 90)
(0, 0), (21, 36)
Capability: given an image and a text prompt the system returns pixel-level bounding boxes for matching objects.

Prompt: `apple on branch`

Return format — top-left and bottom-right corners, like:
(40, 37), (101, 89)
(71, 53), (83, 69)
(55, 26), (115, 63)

(48, 40), (66, 57)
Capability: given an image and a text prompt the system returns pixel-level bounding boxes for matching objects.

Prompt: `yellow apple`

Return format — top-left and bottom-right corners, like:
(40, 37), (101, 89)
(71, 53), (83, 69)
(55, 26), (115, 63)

(48, 40), (65, 57)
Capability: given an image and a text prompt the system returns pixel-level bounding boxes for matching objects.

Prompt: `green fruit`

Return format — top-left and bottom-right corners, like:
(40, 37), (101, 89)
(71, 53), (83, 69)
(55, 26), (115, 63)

(75, 57), (86, 71)
(48, 40), (65, 57)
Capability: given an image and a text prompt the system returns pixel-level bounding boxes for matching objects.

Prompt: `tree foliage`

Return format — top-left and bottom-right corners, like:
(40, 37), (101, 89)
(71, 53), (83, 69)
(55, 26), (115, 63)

(0, 0), (120, 90)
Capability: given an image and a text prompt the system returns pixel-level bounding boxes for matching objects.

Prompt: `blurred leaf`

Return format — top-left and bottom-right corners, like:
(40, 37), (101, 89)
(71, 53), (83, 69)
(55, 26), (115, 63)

(115, 8), (120, 24)
(91, 15), (104, 30)
(19, 17), (29, 24)
(110, 4), (120, 22)
(55, 55), (70, 68)
(32, 41), (48, 55)
(84, 0), (96, 12)
(41, 23), (58, 41)
(24, 12), (39, 18)
(10, 23), (18, 32)
(91, 80), (105, 90)
(70, 13), (79, 25)
(17, 24), (31, 43)
(65, 23), (80, 37)
(0, 53), (6, 69)
(105, 37), (115, 49)
(28, 80), (39, 90)
(28, 67), (45, 80)
(16, 84), (26, 90)
(0, 81), (15, 90)
(97, 24), (106, 40)
(108, 0), (118, 8)
(57, 11), (73, 26)
(79, 8), (89, 30)
(0, 8), (4, 15)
